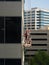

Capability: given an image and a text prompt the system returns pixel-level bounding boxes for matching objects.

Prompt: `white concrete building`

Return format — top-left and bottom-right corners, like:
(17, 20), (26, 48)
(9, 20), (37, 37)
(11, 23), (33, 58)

(24, 7), (49, 30)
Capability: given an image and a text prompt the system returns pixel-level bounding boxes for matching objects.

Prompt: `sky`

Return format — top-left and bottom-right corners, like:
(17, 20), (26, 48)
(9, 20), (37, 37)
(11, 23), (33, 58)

(24, 0), (49, 10)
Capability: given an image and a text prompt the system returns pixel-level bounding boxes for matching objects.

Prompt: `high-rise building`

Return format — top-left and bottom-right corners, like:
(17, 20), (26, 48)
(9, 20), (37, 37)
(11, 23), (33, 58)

(0, 0), (22, 65)
(24, 7), (49, 30)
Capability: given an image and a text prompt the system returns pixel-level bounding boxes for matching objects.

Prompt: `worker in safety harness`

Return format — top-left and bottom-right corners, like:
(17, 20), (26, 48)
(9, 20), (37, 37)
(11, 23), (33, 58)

(24, 28), (31, 44)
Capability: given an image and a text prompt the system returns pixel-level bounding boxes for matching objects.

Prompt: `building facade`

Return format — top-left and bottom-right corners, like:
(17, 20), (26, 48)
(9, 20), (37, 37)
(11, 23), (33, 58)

(24, 7), (49, 30)
(0, 0), (22, 65)
(25, 30), (49, 65)
(24, 7), (49, 65)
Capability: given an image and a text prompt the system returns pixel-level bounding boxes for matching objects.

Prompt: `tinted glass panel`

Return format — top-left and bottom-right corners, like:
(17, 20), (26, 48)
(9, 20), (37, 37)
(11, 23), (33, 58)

(32, 44), (47, 46)
(0, 59), (4, 65)
(30, 33), (47, 35)
(32, 38), (47, 41)
(5, 59), (21, 65)
(0, 0), (21, 1)
(0, 0), (4, 1)
(26, 49), (47, 51)
(0, 17), (4, 43)
(5, 17), (21, 43)
(5, 0), (21, 1)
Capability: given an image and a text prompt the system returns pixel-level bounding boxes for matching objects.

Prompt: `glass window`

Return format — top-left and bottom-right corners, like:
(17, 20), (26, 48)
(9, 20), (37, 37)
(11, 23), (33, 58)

(5, 59), (21, 65)
(5, 17), (21, 43)
(0, 59), (4, 65)
(0, 0), (4, 1)
(0, 17), (4, 43)
(0, 0), (21, 1)
(5, 0), (21, 1)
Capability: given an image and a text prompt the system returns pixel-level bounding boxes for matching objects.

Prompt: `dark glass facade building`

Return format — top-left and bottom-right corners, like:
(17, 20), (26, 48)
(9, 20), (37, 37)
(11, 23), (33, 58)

(0, 0), (22, 65)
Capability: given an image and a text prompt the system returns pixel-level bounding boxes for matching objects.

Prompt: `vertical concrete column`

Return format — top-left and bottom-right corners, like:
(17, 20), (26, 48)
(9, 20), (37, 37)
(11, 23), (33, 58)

(22, 0), (24, 65)
(35, 9), (37, 30)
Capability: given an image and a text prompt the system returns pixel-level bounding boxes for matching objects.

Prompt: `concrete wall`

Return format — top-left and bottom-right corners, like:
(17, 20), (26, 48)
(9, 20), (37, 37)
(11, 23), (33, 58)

(0, 44), (21, 58)
(25, 30), (49, 58)
(0, 1), (22, 59)
(0, 2), (22, 16)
